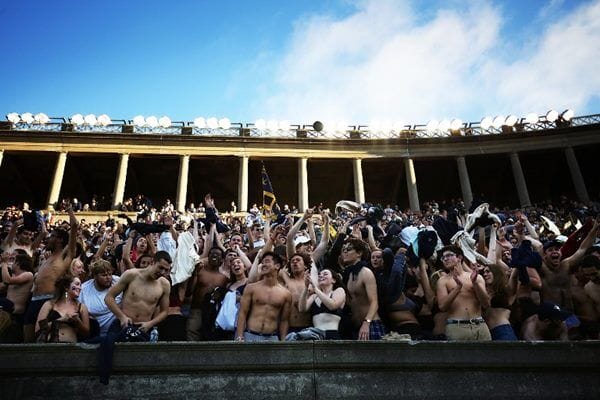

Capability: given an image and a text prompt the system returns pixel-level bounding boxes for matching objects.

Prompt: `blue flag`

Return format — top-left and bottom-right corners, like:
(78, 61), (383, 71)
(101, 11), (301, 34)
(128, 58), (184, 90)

(261, 164), (277, 211)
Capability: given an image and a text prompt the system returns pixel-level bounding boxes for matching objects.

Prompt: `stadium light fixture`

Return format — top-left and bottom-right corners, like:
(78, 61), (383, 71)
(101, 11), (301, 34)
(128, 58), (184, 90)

(368, 120), (382, 133)
(545, 109), (559, 122)
(7, 113), (20, 124)
(392, 121), (405, 132)
(84, 114), (98, 126)
(34, 113), (49, 124)
(561, 109), (574, 121)
(524, 113), (539, 124)
(450, 119), (463, 131)
(206, 117), (218, 129)
(426, 119), (439, 131)
(71, 114), (84, 125)
(438, 119), (451, 132)
(312, 121), (324, 132)
(266, 119), (279, 131)
(193, 117), (206, 128)
(278, 120), (291, 131)
(97, 114), (112, 126)
(480, 117), (493, 130)
(158, 116), (172, 128)
(505, 115), (518, 127)
(21, 113), (34, 124)
(254, 119), (266, 130)
(218, 118), (231, 129)
(146, 116), (159, 128)
(492, 115), (505, 129)
(133, 115), (146, 127)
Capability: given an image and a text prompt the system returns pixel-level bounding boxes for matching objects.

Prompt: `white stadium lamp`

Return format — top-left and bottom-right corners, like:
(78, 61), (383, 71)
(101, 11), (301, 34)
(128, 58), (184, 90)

(561, 109), (574, 121)
(266, 119), (279, 131)
(480, 117), (493, 130)
(218, 118), (231, 129)
(392, 121), (405, 132)
(206, 117), (218, 129)
(97, 114), (112, 126)
(545, 109), (559, 122)
(369, 120), (382, 133)
(438, 119), (451, 131)
(158, 116), (172, 128)
(504, 115), (518, 127)
(450, 119), (463, 131)
(21, 113), (34, 124)
(278, 120), (291, 131)
(34, 113), (49, 124)
(133, 115), (146, 127)
(254, 119), (266, 130)
(193, 117), (206, 128)
(146, 116), (159, 128)
(426, 120), (439, 131)
(525, 113), (539, 124)
(71, 114), (85, 125)
(380, 120), (393, 134)
(84, 114), (98, 126)
(7, 113), (20, 124)
(336, 121), (349, 133)
(492, 116), (505, 129)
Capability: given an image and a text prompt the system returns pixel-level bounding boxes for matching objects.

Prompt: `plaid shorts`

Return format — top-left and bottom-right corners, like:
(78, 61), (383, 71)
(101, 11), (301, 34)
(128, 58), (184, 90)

(354, 320), (386, 340)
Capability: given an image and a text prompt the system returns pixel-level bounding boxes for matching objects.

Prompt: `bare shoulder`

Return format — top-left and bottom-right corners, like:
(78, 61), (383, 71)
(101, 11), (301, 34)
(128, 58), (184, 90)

(120, 269), (140, 282)
(358, 266), (375, 281)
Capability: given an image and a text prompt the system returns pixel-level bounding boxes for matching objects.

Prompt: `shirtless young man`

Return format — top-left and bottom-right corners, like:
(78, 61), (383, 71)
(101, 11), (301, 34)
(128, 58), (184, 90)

(1, 252), (34, 340)
(341, 237), (384, 340)
(540, 218), (599, 313)
(581, 255), (600, 339)
(235, 251), (291, 342)
(1, 218), (46, 257)
(279, 253), (312, 333)
(185, 247), (229, 341)
(22, 208), (78, 342)
(436, 245), (491, 341)
(100, 251), (172, 384)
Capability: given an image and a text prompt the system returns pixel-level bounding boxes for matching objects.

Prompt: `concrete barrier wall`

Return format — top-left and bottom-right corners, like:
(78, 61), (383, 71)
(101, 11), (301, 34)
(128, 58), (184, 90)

(1, 341), (599, 399)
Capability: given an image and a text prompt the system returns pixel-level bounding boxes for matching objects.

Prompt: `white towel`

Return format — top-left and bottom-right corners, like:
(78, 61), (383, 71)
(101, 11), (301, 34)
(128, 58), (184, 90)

(170, 231), (200, 285)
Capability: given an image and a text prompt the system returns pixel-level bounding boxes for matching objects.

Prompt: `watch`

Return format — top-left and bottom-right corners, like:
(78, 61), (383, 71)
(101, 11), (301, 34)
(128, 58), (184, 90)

(363, 319), (372, 324)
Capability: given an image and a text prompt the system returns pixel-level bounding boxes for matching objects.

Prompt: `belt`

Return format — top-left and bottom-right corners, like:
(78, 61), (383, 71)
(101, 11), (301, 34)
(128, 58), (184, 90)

(446, 317), (485, 325)
(245, 329), (278, 337)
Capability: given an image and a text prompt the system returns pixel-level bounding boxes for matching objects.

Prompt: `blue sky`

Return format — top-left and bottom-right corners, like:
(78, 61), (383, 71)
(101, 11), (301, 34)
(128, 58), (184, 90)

(2, 0), (599, 126)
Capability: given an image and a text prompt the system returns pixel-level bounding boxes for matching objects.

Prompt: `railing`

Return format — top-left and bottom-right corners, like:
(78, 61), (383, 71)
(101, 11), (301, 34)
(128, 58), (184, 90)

(3, 113), (600, 140)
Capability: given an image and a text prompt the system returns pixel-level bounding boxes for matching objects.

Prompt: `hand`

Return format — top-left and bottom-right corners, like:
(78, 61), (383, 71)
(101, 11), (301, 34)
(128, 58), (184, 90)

(303, 208), (314, 219)
(204, 194), (215, 209)
(453, 275), (463, 290)
(321, 210), (330, 225)
(119, 316), (133, 328)
(470, 268), (478, 283)
(358, 321), (370, 341)
(304, 271), (311, 287)
(138, 321), (153, 333)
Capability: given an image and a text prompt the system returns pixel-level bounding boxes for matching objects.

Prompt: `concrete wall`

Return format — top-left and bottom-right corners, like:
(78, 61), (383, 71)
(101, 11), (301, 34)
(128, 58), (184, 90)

(1, 341), (599, 399)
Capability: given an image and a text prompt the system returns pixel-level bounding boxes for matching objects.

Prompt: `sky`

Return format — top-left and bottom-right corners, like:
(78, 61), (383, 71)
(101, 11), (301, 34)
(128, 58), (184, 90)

(2, 0), (600, 127)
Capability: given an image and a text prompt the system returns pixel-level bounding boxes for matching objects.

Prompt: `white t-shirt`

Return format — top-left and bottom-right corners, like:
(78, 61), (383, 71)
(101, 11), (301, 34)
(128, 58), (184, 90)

(79, 276), (121, 336)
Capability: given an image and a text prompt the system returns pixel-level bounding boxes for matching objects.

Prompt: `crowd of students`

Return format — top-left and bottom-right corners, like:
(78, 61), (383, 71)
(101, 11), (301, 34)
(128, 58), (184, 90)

(1, 194), (599, 350)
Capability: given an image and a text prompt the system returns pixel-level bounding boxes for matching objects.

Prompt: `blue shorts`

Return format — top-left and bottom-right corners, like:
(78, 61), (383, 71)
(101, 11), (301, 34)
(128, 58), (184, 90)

(490, 324), (518, 341)
(244, 329), (279, 342)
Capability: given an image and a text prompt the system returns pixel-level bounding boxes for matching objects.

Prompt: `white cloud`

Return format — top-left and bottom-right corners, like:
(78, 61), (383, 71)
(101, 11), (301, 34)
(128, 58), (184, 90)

(259, 0), (600, 125)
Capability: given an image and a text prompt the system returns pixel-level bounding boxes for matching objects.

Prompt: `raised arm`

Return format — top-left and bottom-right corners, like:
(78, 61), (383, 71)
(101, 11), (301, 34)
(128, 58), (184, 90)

(65, 207), (79, 263)
(286, 209), (312, 258)
(1, 219), (20, 251)
(418, 258), (436, 307)
(311, 210), (330, 264)
(563, 217), (600, 272)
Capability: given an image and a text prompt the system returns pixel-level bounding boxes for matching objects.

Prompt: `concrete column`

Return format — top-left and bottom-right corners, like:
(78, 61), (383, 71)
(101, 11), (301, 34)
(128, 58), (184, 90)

(176, 155), (190, 213)
(564, 147), (590, 204)
(404, 158), (420, 212)
(509, 152), (531, 207)
(238, 156), (249, 212)
(298, 158), (309, 212)
(353, 159), (366, 204)
(0, 150), (4, 168)
(47, 152), (68, 210)
(456, 156), (473, 209)
(112, 153), (129, 209)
